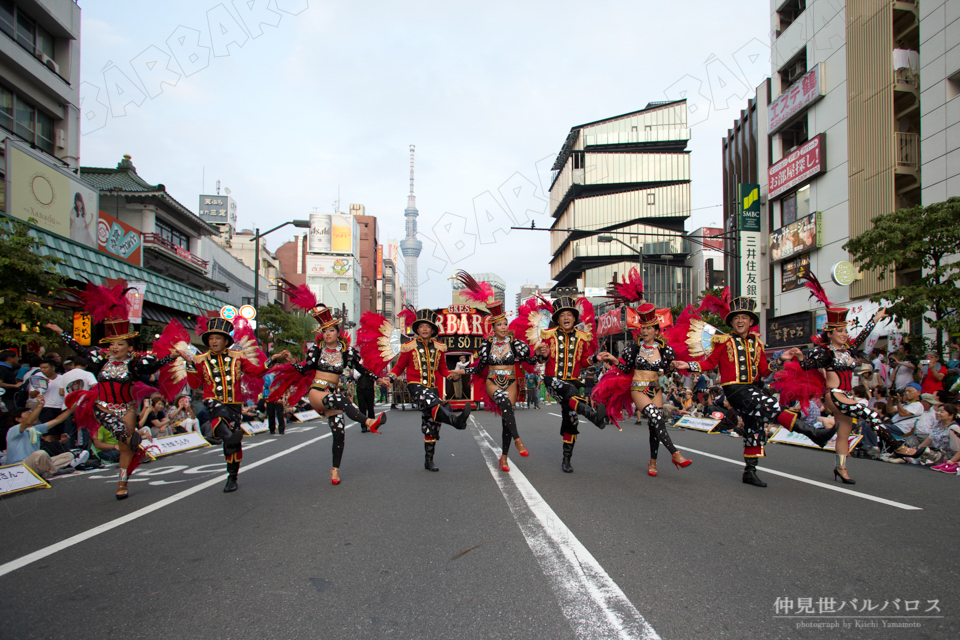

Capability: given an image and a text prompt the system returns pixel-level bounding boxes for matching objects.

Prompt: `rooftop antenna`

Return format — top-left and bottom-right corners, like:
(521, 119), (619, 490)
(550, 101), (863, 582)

(216, 179), (221, 195)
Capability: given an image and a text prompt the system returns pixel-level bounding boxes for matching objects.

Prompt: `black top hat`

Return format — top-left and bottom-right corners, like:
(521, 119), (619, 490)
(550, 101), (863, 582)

(411, 309), (440, 337)
(201, 317), (235, 347)
(551, 296), (580, 325)
(725, 297), (760, 327)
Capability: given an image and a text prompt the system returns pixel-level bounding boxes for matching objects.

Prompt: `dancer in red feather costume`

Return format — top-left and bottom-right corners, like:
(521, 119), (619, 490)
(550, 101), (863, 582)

(455, 271), (539, 472)
(47, 279), (180, 500)
(594, 303), (693, 476)
(269, 281), (386, 486)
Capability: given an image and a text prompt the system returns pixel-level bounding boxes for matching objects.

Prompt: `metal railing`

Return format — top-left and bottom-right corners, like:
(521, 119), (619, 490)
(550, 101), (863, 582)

(895, 132), (919, 169)
(142, 233), (209, 269)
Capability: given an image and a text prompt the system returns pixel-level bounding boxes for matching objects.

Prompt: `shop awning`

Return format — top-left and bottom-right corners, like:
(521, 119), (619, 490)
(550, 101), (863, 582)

(4, 214), (226, 316)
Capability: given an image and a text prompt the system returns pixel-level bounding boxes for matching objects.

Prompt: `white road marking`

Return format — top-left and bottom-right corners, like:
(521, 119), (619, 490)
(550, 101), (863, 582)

(0, 432), (333, 578)
(675, 445), (922, 511)
(549, 412), (562, 417)
(470, 418), (659, 640)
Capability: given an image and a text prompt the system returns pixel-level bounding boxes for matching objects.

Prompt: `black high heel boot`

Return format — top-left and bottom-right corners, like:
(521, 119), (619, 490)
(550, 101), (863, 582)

(435, 403), (471, 430)
(576, 400), (606, 429)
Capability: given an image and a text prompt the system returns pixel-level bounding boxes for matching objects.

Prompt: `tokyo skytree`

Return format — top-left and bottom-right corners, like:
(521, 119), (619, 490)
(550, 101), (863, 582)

(400, 144), (422, 308)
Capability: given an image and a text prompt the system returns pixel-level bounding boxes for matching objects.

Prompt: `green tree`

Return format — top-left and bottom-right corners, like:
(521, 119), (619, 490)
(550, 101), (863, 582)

(0, 219), (71, 349)
(256, 302), (316, 359)
(844, 197), (960, 355)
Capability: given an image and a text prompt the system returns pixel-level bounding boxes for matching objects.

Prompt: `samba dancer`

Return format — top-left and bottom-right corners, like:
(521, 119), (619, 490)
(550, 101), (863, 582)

(675, 297), (836, 487)
(535, 295), (607, 473)
(783, 274), (924, 483)
(47, 280), (178, 500)
(595, 303), (692, 476)
(270, 295), (387, 485)
(376, 309), (470, 472)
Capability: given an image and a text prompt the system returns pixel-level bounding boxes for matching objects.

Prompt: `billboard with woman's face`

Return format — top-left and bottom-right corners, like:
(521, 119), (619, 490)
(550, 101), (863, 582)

(4, 139), (99, 247)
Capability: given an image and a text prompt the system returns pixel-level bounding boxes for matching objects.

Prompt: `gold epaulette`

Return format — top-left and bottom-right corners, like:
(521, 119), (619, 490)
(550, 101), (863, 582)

(400, 342), (416, 353)
(195, 351), (211, 362)
(711, 334), (731, 346)
(434, 340), (448, 352)
(575, 329), (591, 341)
(540, 328), (557, 340)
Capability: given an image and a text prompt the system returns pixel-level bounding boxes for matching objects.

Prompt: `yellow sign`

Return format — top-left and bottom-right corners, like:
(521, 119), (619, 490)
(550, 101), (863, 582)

(831, 261), (858, 286)
(4, 140), (100, 246)
(73, 311), (92, 346)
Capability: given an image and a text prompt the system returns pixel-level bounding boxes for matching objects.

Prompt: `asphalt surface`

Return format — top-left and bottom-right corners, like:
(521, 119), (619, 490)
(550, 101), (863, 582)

(1, 402), (957, 640)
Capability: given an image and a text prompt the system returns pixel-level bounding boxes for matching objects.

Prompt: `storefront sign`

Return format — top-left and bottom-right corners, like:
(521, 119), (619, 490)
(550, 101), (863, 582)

(769, 134), (826, 199)
(97, 210), (142, 265)
(769, 63), (825, 134)
(765, 311), (813, 349)
(72, 311), (92, 347)
(306, 254), (354, 278)
(198, 195), (236, 227)
(781, 252), (811, 292)
(436, 307), (491, 352)
(770, 212), (822, 263)
(831, 261), (858, 286)
(5, 139), (99, 247)
(376, 244), (383, 279)
(123, 281), (147, 325)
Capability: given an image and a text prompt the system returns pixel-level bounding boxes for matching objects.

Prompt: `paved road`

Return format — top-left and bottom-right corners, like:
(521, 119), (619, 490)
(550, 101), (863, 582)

(1, 403), (956, 639)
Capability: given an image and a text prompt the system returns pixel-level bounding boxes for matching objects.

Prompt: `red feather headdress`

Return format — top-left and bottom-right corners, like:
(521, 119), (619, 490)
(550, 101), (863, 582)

(454, 270), (494, 304)
(397, 303), (417, 331)
(606, 267), (644, 304)
(276, 278), (320, 312)
(75, 279), (130, 323)
(800, 272), (834, 308)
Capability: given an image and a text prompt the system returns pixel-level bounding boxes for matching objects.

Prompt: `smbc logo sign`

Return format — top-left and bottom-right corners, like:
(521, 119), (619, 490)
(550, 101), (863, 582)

(738, 184), (761, 232)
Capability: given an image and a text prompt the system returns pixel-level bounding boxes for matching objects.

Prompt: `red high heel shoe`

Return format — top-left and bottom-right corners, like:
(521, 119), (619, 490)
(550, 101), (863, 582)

(647, 460), (657, 477)
(672, 453), (692, 470)
(515, 438), (529, 457)
(499, 455), (510, 472)
(368, 412), (388, 434)
(330, 468), (340, 485)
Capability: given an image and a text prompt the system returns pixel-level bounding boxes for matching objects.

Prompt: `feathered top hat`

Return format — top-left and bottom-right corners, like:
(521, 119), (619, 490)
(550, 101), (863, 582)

(411, 309), (440, 337)
(276, 279), (339, 332)
(800, 272), (849, 330)
(486, 300), (507, 324)
(551, 296), (579, 325)
(725, 297), (760, 327)
(635, 302), (661, 328)
(75, 278), (139, 344)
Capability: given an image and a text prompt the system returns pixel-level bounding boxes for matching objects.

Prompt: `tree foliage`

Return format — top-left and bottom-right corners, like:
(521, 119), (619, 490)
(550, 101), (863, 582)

(0, 219), (71, 349)
(256, 302), (317, 359)
(844, 197), (960, 354)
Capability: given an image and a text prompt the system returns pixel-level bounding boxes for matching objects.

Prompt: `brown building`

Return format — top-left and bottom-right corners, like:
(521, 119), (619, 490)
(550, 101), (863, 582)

(274, 234), (308, 312)
(350, 204), (379, 316)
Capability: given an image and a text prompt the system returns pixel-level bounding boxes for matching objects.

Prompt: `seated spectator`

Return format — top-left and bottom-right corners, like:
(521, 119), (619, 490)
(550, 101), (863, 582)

(886, 383), (924, 439)
(2, 399), (75, 478)
(241, 402), (258, 423)
(140, 396), (171, 438)
(923, 404), (960, 472)
(40, 430), (89, 469)
(910, 393), (941, 446)
(167, 396), (201, 434)
(91, 425), (121, 464)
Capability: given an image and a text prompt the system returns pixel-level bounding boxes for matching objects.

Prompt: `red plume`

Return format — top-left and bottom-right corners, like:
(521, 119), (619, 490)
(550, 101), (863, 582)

(153, 320), (191, 401)
(277, 278), (319, 312)
(662, 305), (700, 370)
(358, 311), (394, 376)
(397, 305), (416, 330)
(590, 365), (633, 428)
(194, 314), (211, 339)
(575, 297), (599, 358)
(454, 270), (494, 304)
(800, 272), (834, 308)
(607, 267), (644, 304)
(75, 279), (130, 323)
(771, 361), (826, 411)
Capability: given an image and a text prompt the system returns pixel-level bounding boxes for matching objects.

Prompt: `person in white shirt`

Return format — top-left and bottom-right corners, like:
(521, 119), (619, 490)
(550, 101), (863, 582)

(55, 356), (98, 447)
(911, 393), (940, 446)
(887, 383), (924, 438)
(29, 359), (64, 423)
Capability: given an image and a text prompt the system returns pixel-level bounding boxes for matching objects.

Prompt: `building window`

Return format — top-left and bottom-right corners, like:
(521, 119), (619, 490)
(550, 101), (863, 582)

(1, 1), (59, 69)
(780, 185), (810, 227)
(646, 192), (655, 205)
(0, 82), (55, 154)
(339, 282), (348, 292)
(779, 49), (807, 92)
(156, 220), (190, 250)
(777, 0), (805, 36)
(779, 115), (808, 156)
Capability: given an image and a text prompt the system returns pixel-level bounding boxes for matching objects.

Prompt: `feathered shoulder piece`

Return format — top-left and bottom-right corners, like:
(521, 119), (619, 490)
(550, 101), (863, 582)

(231, 317), (266, 402)
(509, 297), (552, 348)
(276, 278), (319, 312)
(454, 270), (493, 304)
(800, 272), (834, 308)
(76, 278), (130, 323)
(358, 311), (403, 376)
(153, 320), (191, 402)
(575, 297), (599, 356)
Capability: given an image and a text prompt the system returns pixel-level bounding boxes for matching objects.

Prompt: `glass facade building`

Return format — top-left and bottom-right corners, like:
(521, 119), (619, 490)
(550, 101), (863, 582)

(547, 101), (693, 310)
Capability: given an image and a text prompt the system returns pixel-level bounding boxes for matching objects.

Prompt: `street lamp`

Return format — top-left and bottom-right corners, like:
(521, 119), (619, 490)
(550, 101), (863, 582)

(253, 219), (310, 326)
(598, 234), (644, 289)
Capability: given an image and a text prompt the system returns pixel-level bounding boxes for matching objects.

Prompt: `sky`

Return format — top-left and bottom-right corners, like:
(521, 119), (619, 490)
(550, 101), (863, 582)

(77, 0), (773, 311)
